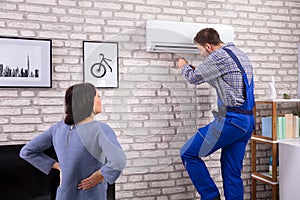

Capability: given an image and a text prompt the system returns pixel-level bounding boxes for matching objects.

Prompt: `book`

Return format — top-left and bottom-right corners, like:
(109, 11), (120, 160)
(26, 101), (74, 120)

(262, 117), (272, 137)
(285, 114), (294, 139)
(299, 118), (300, 138)
(282, 117), (286, 139)
(269, 156), (279, 176)
(294, 116), (299, 138)
(262, 116), (286, 139)
(277, 117), (283, 139)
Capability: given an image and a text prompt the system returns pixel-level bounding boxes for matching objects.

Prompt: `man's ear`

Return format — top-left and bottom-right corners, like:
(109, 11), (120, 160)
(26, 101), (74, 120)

(205, 43), (213, 52)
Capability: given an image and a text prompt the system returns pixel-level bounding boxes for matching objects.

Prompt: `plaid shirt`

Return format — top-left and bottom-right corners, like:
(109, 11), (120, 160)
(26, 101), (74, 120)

(181, 43), (253, 107)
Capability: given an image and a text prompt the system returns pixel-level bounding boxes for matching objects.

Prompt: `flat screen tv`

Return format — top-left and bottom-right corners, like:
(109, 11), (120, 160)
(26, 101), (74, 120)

(0, 144), (115, 200)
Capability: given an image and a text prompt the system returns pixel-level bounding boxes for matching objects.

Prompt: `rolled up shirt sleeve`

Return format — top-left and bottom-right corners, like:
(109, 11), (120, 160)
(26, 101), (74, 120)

(181, 64), (205, 85)
(181, 49), (230, 85)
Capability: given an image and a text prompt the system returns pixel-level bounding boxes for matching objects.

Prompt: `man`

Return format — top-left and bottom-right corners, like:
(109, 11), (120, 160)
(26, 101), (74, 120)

(178, 28), (255, 200)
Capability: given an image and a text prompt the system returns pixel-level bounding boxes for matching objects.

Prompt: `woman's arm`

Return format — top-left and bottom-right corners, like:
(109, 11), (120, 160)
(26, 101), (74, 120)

(19, 126), (57, 175)
(97, 131), (126, 184)
(77, 122), (126, 190)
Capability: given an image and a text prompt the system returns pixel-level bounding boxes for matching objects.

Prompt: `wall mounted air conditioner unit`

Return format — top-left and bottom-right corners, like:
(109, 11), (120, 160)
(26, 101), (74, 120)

(146, 20), (234, 54)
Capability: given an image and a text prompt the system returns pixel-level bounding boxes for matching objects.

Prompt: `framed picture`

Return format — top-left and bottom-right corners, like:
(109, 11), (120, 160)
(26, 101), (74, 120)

(83, 41), (118, 88)
(0, 37), (52, 88)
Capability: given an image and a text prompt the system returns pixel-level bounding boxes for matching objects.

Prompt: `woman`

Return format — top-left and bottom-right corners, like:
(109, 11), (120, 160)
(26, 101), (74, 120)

(20, 83), (126, 200)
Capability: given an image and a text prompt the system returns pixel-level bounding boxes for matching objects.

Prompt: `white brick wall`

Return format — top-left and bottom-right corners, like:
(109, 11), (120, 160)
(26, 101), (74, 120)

(0, 0), (299, 199)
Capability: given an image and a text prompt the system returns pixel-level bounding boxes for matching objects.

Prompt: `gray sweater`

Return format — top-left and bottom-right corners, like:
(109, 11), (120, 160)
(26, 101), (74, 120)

(20, 120), (126, 200)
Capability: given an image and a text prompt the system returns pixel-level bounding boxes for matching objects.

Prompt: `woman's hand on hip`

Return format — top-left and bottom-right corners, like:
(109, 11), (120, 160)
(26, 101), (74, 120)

(78, 170), (104, 190)
(52, 162), (62, 185)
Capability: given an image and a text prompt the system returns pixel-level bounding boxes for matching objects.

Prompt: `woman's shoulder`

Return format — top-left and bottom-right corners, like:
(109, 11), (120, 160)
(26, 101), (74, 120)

(47, 120), (69, 133)
(54, 120), (69, 129)
(96, 121), (117, 138)
(77, 121), (114, 134)
(76, 121), (119, 146)
(97, 121), (112, 130)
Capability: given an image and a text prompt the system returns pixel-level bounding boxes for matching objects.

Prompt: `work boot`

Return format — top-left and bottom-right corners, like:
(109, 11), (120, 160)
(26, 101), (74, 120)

(212, 195), (221, 200)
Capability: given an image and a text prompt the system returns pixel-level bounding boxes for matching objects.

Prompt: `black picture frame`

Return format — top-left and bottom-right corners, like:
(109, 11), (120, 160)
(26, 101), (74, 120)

(0, 36), (52, 88)
(83, 41), (119, 88)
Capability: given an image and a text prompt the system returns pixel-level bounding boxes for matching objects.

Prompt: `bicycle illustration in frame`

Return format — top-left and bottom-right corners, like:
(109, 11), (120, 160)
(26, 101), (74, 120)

(83, 41), (118, 88)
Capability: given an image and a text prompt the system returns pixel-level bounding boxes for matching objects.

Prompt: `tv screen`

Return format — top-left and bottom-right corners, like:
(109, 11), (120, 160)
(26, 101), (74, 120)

(0, 145), (59, 200)
(0, 145), (115, 200)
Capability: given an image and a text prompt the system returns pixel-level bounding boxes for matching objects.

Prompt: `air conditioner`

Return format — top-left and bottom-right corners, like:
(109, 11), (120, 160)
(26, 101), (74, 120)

(146, 20), (234, 54)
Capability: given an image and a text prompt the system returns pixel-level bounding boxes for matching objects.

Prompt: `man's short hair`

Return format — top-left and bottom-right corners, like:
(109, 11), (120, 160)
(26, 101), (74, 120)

(193, 28), (223, 46)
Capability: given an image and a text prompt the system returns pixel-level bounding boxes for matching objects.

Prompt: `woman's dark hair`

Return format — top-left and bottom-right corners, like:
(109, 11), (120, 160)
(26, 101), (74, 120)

(193, 28), (223, 46)
(64, 83), (96, 125)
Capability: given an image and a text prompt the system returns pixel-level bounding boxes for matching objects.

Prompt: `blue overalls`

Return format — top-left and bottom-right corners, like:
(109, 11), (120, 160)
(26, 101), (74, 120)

(180, 48), (255, 200)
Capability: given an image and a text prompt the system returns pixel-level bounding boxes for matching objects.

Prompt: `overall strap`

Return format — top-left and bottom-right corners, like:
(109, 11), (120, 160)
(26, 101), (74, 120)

(223, 48), (245, 74)
(222, 48), (253, 115)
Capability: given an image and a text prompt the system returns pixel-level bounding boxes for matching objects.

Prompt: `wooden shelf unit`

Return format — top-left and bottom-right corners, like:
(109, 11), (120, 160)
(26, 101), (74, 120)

(251, 99), (300, 200)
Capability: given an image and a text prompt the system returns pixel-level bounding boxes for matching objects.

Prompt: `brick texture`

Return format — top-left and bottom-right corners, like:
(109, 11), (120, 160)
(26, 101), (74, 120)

(0, 0), (299, 199)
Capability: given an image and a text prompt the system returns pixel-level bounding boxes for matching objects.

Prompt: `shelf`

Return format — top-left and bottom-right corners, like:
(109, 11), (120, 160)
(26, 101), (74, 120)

(251, 136), (278, 144)
(252, 136), (300, 144)
(278, 138), (300, 147)
(251, 172), (279, 185)
(251, 100), (296, 200)
(255, 98), (300, 103)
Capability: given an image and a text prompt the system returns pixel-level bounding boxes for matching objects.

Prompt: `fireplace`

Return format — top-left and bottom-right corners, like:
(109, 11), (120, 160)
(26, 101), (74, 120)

(0, 144), (115, 200)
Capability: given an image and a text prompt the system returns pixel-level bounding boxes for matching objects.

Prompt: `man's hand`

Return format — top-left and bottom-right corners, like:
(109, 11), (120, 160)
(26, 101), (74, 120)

(177, 58), (188, 68)
(78, 170), (104, 190)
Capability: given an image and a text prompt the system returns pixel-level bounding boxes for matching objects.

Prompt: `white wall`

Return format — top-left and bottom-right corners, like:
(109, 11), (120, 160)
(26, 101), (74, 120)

(0, 0), (299, 199)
